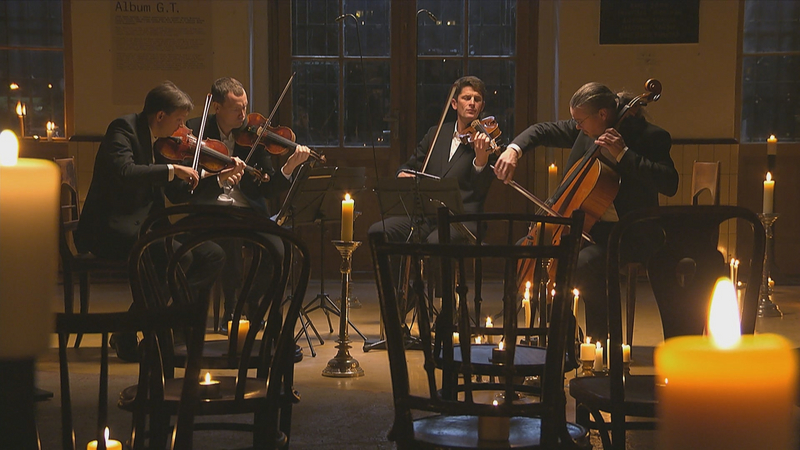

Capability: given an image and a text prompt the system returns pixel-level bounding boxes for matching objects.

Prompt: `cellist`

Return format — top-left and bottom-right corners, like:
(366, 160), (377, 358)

(493, 82), (679, 340)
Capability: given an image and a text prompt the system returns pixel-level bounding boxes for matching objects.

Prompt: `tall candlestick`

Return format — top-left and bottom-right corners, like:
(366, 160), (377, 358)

(767, 135), (777, 156)
(548, 163), (558, 196)
(656, 278), (796, 450)
(15, 102), (25, 137)
(341, 193), (354, 241)
(763, 172), (774, 214)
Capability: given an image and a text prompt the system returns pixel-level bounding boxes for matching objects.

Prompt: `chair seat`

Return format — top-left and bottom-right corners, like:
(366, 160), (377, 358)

(568, 374), (657, 418)
(119, 376), (269, 415)
(446, 344), (547, 375)
(410, 415), (589, 449)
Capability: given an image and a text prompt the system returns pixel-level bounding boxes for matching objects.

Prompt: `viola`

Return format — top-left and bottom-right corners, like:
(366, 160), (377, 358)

(457, 116), (504, 154)
(155, 125), (265, 182)
(233, 112), (326, 164)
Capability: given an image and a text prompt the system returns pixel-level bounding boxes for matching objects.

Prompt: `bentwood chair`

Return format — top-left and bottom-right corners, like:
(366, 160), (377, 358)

(55, 157), (127, 348)
(370, 209), (590, 449)
(568, 205), (765, 450)
(117, 206), (310, 449)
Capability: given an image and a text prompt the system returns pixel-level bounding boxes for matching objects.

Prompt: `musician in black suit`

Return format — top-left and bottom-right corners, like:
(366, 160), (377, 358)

(76, 81), (241, 360)
(368, 75), (496, 244)
(186, 77), (310, 330)
(494, 81), (679, 340)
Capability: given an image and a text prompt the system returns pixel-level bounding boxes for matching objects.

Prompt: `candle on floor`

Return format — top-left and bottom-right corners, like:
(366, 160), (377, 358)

(763, 172), (774, 214)
(86, 427), (122, 450)
(0, 130), (59, 359)
(228, 319), (250, 353)
(655, 278), (796, 450)
(198, 372), (221, 399)
(341, 193), (354, 241)
(478, 400), (510, 442)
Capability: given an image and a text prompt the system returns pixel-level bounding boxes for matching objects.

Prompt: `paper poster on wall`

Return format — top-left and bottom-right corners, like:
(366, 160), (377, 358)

(111, 1), (213, 105)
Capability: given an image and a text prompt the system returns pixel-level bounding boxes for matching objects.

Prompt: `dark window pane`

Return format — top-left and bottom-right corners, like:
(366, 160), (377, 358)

(293, 0), (338, 56)
(416, 59), (463, 142)
(468, 0), (515, 56)
(741, 55), (800, 143)
(417, 0), (464, 56)
(743, 0), (800, 53)
(343, 0), (390, 56)
(344, 60), (390, 146)
(292, 60), (340, 146)
(0, 0), (63, 48)
(0, 49), (65, 138)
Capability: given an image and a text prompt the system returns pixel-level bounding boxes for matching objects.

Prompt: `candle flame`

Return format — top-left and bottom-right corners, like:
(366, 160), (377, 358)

(596, 341), (602, 349)
(344, 193), (351, 201)
(9, 83), (19, 90)
(573, 288), (580, 297)
(492, 399), (499, 406)
(204, 372), (212, 383)
(586, 336), (591, 345)
(475, 336), (482, 344)
(498, 341), (504, 351)
(15, 101), (23, 117)
(549, 163), (556, 169)
(766, 172), (772, 182)
(46, 121), (54, 132)
(769, 134), (776, 141)
(0, 130), (20, 166)
(525, 281), (531, 289)
(104, 427), (110, 443)
(485, 317), (492, 327)
(708, 278), (741, 349)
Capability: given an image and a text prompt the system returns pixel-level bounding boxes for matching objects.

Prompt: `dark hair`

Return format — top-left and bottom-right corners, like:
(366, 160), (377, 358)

(141, 81), (193, 116)
(211, 77), (245, 104)
(453, 76), (486, 100)
(569, 82), (618, 114)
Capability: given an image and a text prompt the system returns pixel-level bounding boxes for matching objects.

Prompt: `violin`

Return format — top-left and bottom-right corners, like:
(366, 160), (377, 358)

(233, 112), (326, 164)
(155, 125), (265, 182)
(457, 116), (504, 154)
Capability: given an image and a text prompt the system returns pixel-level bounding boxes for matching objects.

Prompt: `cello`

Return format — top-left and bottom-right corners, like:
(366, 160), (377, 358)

(515, 79), (663, 293)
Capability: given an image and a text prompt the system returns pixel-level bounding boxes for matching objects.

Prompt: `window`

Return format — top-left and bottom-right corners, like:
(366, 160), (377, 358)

(0, 0), (65, 139)
(741, 0), (800, 142)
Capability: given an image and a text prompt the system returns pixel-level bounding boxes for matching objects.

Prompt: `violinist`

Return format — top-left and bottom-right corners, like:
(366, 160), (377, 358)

(186, 77), (310, 331)
(367, 75), (496, 245)
(494, 81), (679, 340)
(76, 81), (227, 361)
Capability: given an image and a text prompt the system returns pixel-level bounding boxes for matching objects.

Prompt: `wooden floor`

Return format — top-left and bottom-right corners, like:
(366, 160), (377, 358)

(34, 278), (800, 449)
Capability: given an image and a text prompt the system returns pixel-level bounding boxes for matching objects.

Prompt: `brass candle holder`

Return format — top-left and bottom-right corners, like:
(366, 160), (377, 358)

(757, 213), (782, 318)
(322, 240), (365, 377)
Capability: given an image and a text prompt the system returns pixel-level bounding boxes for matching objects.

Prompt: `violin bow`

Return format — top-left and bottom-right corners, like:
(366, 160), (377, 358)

(244, 72), (296, 164)
(190, 94), (214, 192)
(420, 83), (457, 174)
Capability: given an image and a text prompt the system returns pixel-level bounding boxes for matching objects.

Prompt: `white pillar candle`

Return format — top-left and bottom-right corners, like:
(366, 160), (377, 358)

(656, 279), (796, 450)
(580, 336), (594, 361)
(0, 130), (59, 358)
(763, 172), (774, 214)
(593, 341), (603, 371)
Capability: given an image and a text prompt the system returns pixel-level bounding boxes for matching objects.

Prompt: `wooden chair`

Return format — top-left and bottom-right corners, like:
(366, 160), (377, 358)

(54, 157), (127, 348)
(117, 205), (309, 449)
(568, 205), (765, 450)
(623, 160), (722, 346)
(370, 210), (590, 449)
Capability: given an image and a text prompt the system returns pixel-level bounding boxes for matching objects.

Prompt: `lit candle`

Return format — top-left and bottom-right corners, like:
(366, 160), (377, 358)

(15, 102), (25, 137)
(491, 340), (506, 363)
(452, 332), (460, 344)
(548, 163), (558, 196)
(593, 341), (603, 372)
(46, 121), (54, 141)
(227, 319), (250, 353)
(572, 288), (580, 318)
(521, 281), (531, 328)
(475, 336), (482, 345)
(86, 427), (122, 450)
(763, 172), (774, 214)
(580, 336), (594, 362)
(0, 130), (59, 359)
(767, 135), (777, 156)
(197, 372), (221, 399)
(485, 317), (493, 344)
(655, 278), (796, 450)
(478, 400), (510, 442)
(622, 344), (631, 363)
(341, 193), (354, 241)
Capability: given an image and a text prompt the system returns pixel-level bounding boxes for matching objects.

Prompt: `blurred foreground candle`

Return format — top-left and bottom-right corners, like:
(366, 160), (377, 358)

(478, 400), (510, 442)
(655, 278), (796, 450)
(0, 130), (59, 358)
(341, 193), (354, 241)
(86, 427), (122, 450)
(763, 172), (774, 214)
(228, 319), (250, 353)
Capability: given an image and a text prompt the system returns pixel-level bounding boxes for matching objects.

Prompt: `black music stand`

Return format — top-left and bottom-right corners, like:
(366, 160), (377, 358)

(277, 166), (367, 356)
(363, 176), (464, 352)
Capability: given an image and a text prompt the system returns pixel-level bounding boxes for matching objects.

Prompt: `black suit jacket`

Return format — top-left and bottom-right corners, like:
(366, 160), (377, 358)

(75, 113), (193, 259)
(185, 114), (291, 215)
(399, 122), (496, 215)
(510, 116), (678, 220)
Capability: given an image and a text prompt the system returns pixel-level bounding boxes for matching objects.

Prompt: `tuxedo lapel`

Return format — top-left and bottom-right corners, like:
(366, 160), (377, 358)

(442, 143), (467, 177)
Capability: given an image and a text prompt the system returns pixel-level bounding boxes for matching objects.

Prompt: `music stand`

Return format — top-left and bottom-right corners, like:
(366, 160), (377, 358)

(277, 165), (367, 355)
(363, 176), (464, 352)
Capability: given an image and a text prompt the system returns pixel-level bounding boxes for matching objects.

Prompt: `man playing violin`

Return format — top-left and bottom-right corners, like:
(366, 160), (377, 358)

(493, 81), (679, 340)
(76, 81), (238, 361)
(186, 77), (311, 332)
(368, 75), (496, 245)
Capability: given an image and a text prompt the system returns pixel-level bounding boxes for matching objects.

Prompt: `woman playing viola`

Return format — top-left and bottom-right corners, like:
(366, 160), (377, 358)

(494, 81), (679, 340)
